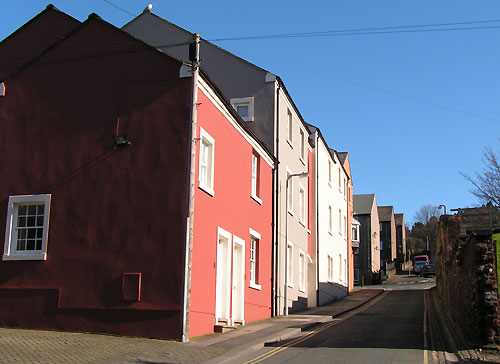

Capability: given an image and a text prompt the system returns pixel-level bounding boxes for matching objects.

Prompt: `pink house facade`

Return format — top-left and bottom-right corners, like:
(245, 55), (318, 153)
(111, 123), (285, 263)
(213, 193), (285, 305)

(189, 79), (274, 337)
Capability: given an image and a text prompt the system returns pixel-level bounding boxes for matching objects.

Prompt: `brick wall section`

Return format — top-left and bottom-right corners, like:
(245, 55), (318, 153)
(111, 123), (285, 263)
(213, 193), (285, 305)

(436, 215), (500, 346)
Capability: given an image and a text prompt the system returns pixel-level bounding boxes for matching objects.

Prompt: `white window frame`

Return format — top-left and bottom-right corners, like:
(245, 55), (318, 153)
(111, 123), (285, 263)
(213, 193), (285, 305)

(344, 258), (347, 284)
(287, 169), (293, 215)
(352, 225), (359, 242)
(344, 178), (347, 201)
(344, 216), (347, 240)
(287, 242), (293, 287)
(298, 250), (306, 292)
(328, 160), (332, 187)
(3, 194), (51, 261)
(287, 109), (293, 148)
(339, 254), (343, 282)
(298, 184), (306, 226)
(338, 209), (342, 235)
(338, 168), (342, 191)
(328, 205), (333, 234)
(249, 228), (261, 290)
(328, 255), (334, 282)
(198, 127), (215, 196)
(230, 97), (254, 122)
(299, 129), (305, 164)
(251, 152), (262, 204)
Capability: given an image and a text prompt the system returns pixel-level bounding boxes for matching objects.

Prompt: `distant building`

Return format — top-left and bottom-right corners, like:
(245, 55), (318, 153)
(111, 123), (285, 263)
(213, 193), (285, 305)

(353, 194), (381, 285)
(395, 213), (406, 269)
(378, 206), (397, 279)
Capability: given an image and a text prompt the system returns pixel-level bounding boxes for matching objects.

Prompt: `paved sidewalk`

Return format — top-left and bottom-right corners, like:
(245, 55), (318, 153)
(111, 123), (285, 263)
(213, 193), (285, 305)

(0, 289), (383, 364)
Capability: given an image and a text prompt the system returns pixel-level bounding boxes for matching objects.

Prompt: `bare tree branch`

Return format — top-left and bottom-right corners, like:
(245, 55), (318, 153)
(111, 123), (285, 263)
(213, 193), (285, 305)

(414, 204), (440, 224)
(461, 144), (500, 206)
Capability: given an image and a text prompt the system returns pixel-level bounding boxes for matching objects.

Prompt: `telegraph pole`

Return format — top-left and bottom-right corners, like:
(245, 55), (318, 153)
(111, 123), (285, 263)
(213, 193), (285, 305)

(182, 33), (200, 343)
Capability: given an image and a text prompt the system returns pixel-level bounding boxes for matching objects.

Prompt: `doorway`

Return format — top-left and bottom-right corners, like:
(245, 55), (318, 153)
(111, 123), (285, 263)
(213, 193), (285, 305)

(232, 236), (245, 325)
(215, 228), (231, 325)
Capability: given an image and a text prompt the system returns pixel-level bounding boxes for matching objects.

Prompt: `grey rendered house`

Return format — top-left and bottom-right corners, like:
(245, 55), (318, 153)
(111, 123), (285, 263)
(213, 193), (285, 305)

(122, 9), (313, 316)
(353, 194), (380, 285)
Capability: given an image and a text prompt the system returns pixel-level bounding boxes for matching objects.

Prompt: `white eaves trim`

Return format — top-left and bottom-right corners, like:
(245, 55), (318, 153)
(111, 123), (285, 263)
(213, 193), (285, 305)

(197, 77), (274, 168)
(249, 228), (261, 240)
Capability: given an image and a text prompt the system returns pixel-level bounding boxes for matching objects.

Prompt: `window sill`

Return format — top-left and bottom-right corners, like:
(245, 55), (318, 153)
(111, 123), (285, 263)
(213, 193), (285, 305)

(3, 252), (46, 261)
(328, 182), (332, 188)
(251, 194), (262, 205)
(328, 231), (333, 236)
(198, 184), (214, 197)
(287, 283), (294, 288)
(287, 139), (294, 149)
(307, 229), (311, 235)
(249, 282), (261, 291)
(299, 220), (306, 228)
(299, 157), (306, 166)
(288, 209), (294, 216)
(299, 287), (306, 293)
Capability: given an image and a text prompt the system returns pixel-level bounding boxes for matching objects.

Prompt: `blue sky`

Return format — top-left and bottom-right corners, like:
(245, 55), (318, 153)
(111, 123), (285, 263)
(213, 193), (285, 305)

(2, 1), (499, 225)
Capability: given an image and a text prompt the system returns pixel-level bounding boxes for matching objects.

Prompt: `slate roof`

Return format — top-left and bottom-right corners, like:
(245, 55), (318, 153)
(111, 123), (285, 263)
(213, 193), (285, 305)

(378, 206), (394, 222)
(337, 152), (348, 165)
(394, 213), (404, 226)
(353, 194), (376, 215)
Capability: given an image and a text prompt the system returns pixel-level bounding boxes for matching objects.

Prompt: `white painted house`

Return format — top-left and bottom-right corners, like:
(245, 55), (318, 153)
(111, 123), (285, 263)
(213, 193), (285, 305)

(309, 126), (349, 305)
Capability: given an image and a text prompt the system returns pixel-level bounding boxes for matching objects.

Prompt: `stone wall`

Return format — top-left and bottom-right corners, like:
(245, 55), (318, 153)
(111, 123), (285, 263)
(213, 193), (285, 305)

(436, 215), (500, 346)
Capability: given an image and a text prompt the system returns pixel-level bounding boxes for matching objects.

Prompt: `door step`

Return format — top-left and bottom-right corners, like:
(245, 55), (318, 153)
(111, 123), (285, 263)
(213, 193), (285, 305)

(214, 324), (236, 333)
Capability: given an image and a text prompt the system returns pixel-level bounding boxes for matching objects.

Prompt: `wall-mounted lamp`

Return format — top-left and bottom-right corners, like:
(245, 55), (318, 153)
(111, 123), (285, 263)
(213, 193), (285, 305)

(113, 135), (130, 147)
(0, 82), (5, 96)
(438, 204), (447, 215)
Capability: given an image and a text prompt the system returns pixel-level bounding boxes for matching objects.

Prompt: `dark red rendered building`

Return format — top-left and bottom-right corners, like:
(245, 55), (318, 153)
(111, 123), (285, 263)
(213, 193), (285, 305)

(0, 6), (273, 339)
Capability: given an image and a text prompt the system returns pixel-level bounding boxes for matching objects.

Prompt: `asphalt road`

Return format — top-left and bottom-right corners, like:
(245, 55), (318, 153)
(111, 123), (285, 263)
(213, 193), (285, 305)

(241, 289), (431, 364)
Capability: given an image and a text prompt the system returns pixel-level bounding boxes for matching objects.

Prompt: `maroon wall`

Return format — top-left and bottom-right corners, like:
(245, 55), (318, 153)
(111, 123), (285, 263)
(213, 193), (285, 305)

(0, 16), (191, 339)
(0, 6), (80, 79)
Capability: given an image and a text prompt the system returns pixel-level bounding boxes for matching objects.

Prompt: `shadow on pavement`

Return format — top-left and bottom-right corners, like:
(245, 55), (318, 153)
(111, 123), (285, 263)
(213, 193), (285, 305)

(266, 290), (426, 351)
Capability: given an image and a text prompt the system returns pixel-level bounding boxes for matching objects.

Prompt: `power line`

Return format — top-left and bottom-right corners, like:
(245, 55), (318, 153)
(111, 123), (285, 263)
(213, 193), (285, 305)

(96, 0), (500, 124)
(208, 24), (500, 42)
(103, 0), (136, 18)
(232, 51), (500, 125)
(102, 0), (500, 42)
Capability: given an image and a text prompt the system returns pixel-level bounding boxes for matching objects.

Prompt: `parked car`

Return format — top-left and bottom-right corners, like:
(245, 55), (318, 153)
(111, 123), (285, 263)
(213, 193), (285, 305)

(412, 261), (427, 275)
(421, 264), (435, 277)
(414, 255), (430, 264)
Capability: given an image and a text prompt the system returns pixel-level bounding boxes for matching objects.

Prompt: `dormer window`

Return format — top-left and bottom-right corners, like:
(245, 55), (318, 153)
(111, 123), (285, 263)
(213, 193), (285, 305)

(230, 97), (254, 121)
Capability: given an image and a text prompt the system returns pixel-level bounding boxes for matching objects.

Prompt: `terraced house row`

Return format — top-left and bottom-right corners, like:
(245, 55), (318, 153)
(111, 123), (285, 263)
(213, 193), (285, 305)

(0, 5), (359, 340)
